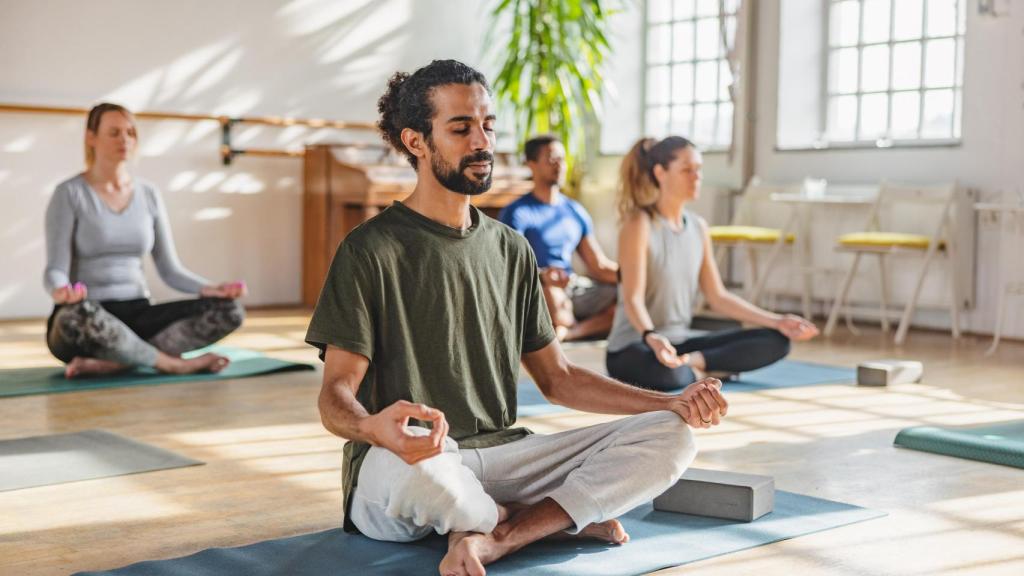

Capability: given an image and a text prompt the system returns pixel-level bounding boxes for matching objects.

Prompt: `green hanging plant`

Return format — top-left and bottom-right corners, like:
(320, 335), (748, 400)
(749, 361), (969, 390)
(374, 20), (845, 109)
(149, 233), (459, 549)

(489, 0), (615, 191)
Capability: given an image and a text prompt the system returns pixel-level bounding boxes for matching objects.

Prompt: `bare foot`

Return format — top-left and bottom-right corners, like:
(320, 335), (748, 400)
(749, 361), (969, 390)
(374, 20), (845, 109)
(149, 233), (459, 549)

(576, 518), (630, 544)
(65, 357), (130, 379)
(158, 352), (230, 375)
(439, 532), (502, 576)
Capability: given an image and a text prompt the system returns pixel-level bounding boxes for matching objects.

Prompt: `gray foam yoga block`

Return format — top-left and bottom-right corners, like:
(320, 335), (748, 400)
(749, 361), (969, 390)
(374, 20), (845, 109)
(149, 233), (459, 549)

(856, 359), (924, 386)
(654, 468), (774, 522)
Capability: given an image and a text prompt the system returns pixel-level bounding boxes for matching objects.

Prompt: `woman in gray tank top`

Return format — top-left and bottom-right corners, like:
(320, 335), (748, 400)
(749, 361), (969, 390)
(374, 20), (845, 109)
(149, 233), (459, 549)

(606, 137), (818, 391)
(43, 103), (247, 378)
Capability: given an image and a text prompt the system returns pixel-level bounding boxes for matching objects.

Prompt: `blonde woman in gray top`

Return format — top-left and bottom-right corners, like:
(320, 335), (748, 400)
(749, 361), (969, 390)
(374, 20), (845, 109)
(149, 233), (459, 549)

(44, 103), (246, 378)
(606, 136), (818, 391)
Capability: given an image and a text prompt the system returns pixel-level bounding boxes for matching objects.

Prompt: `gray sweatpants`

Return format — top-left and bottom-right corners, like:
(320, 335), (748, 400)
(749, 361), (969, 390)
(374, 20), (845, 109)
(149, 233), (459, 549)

(349, 410), (696, 542)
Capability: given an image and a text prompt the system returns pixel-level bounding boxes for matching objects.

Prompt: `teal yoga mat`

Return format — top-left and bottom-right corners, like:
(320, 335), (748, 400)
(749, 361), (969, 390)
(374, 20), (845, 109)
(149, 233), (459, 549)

(0, 346), (314, 398)
(516, 360), (855, 417)
(74, 491), (883, 576)
(894, 420), (1024, 469)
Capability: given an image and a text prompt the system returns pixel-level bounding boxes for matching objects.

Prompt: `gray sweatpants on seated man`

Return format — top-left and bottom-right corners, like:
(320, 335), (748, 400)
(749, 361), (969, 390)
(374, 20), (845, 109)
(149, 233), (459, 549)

(350, 410), (696, 541)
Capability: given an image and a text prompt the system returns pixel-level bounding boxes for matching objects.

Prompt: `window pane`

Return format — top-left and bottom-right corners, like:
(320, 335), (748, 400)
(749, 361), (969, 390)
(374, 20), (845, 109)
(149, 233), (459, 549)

(830, 48), (860, 94)
(716, 102), (734, 145)
(958, 0), (966, 34)
(648, 24), (671, 64)
(830, 1), (860, 47)
(696, 0), (718, 17)
(891, 91), (921, 138)
(670, 105), (693, 137)
(861, 45), (890, 92)
(649, 0), (672, 23)
(673, 21), (695, 61)
(696, 18), (720, 59)
(695, 60), (718, 101)
(723, 0), (740, 15)
(956, 37), (964, 85)
(828, 95), (858, 141)
(674, 0), (695, 19)
(921, 89), (953, 138)
(924, 38), (955, 87)
(859, 93), (889, 139)
(719, 60), (733, 101)
(926, 0), (957, 37)
(892, 42), (922, 89)
(646, 106), (671, 138)
(894, 0), (923, 40)
(862, 0), (892, 44)
(647, 65), (670, 105)
(694, 103), (716, 143)
(672, 63), (694, 103)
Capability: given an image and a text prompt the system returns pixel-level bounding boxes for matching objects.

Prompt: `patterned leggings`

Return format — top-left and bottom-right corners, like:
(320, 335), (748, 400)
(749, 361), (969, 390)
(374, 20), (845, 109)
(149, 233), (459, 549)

(46, 298), (245, 367)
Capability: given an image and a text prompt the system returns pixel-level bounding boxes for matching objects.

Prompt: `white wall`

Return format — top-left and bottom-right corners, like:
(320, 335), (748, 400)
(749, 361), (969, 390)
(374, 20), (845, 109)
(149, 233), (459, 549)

(0, 0), (496, 319)
(754, 0), (1024, 338)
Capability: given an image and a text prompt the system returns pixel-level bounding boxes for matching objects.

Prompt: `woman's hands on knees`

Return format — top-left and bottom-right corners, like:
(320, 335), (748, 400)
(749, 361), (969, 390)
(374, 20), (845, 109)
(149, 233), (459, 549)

(775, 314), (819, 341)
(359, 400), (450, 465)
(201, 281), (248, 299)
(52, 283), (87, 304)
(645, 332), (691, 369)
(668, 378), (728, 429)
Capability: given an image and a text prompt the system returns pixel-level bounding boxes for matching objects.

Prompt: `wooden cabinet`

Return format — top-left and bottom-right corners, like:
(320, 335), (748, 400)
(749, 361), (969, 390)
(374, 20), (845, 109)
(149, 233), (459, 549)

(302, 144), (532, 305)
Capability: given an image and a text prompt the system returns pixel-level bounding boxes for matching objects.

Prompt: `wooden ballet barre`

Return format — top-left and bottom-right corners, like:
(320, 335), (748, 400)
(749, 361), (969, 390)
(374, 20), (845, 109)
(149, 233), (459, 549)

(220, 146), (305, 159)
(0, 102), (377, 165)
(0, 103), (376, 131)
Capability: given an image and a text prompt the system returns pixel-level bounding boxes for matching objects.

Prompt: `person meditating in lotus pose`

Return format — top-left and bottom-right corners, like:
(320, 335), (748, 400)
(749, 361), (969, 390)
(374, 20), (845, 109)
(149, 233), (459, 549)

(307, 60), (728, 576)
(44, 103), (246, 379)
(605, 136), (819, 391)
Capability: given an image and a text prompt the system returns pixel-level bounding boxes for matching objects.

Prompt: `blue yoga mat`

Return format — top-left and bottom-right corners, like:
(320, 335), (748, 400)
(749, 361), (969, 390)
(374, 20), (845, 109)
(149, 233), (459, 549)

(516, 360), (855, 417)
(895, 420), (1024, 469)
(726, 360), (855, 392)
(0, 346), (314, 398)
(74, 491), (882, 576)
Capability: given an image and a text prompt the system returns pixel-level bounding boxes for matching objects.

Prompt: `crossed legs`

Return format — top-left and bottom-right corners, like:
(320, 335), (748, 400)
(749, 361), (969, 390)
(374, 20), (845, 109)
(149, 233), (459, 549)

(349, 411), (696, 575)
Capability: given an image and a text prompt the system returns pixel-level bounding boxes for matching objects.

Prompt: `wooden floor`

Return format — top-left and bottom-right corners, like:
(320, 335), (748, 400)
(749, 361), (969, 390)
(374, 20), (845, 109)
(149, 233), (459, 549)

(2, 309), (1022, 575)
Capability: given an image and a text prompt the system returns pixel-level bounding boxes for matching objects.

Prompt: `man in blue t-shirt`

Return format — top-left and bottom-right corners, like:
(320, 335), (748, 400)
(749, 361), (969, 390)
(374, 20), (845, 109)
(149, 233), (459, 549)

(499, 135), (619, 341)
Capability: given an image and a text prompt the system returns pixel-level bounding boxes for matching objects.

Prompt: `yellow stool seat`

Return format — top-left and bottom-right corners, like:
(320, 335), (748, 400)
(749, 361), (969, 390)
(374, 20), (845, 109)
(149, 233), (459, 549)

(838, 231), (941, 250)
(709, 225), (795, 244)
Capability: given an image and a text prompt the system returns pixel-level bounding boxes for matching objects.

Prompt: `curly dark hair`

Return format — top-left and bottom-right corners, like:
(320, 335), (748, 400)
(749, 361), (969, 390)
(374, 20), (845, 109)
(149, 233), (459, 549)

(377, 59), (490, 168)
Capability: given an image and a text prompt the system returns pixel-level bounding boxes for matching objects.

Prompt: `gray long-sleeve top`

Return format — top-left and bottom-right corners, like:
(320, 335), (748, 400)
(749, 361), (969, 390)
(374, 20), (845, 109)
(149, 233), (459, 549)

(43, 174), (211, 301)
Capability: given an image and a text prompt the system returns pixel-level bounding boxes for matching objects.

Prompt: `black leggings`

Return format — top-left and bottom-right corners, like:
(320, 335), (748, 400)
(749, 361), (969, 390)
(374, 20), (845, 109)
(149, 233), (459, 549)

(46, 298), (245, 367)
(606, 328), (791, 391)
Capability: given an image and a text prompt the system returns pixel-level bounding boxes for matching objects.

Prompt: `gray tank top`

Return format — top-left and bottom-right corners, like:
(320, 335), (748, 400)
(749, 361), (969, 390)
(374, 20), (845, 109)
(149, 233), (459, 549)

(607, 210), (704, 352)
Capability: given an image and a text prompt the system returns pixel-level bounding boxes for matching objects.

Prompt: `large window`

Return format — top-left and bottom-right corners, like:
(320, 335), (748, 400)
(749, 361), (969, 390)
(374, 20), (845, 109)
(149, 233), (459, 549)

(826, 0), (966, 145)
(645, 0), (739, 150)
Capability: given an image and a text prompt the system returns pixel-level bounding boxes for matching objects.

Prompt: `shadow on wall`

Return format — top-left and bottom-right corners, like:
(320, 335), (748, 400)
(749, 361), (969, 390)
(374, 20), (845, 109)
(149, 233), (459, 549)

(0, 0), (498, 319)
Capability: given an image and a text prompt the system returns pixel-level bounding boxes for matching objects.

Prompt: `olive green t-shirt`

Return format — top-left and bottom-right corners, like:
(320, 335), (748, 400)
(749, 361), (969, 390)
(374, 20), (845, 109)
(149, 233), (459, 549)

(305, 201), (556, 532)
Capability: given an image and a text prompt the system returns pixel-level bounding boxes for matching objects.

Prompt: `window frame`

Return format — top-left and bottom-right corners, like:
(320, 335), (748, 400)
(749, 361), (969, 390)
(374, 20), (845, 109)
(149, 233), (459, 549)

(820, 0), (966, 149)
(642, 0), (740, 152)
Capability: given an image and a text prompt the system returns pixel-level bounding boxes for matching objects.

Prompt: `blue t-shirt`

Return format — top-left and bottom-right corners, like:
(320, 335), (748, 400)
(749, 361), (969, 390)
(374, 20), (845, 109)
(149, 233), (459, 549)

(499, 192), (593, 272)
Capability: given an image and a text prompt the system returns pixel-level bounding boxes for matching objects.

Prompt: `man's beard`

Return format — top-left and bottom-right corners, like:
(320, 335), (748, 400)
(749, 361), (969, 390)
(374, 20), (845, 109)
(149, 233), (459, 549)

(429, 142), (494, 196)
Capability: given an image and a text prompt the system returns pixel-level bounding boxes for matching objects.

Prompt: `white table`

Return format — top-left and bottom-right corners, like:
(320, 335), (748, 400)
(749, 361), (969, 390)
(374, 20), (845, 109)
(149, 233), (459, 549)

(974, 202), (1024, 354)
(750, 192), (874, 319)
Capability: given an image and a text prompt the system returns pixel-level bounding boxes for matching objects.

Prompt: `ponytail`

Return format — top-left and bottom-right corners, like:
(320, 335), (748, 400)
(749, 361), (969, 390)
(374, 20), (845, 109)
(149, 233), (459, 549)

(617, 136), (694, 220)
